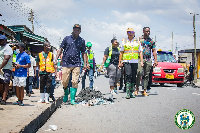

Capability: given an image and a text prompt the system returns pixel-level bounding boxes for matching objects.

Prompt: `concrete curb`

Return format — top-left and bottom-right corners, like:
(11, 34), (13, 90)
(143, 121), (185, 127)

(20, 96), (63, 133)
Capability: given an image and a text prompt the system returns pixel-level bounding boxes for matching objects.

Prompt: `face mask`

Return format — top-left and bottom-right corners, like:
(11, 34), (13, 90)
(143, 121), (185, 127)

(16, 49), (20, 53)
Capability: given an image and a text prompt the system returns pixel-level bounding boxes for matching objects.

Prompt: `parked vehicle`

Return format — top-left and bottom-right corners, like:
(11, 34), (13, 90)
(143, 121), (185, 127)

(152, 50), (184, 87)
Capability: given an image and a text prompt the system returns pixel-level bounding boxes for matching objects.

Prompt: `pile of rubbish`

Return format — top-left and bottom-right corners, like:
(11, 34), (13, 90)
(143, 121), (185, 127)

(77, 87), (114, 106)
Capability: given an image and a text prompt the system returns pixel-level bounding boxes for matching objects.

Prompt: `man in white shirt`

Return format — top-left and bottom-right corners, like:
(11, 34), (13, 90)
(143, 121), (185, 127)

(0, 35), (13, 105)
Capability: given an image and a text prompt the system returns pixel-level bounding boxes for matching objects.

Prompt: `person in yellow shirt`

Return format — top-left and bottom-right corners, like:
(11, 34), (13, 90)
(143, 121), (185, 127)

(36, 42), (56, 104)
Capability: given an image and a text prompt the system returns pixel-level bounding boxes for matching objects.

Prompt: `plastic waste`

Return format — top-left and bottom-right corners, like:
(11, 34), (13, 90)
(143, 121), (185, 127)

(49, 125), (57, 131)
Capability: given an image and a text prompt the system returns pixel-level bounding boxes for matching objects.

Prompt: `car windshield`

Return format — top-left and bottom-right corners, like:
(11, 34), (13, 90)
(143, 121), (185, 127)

(157, 52), (177, 63)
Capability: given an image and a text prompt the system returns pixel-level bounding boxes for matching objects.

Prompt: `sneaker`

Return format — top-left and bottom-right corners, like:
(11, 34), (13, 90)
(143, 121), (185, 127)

(37, 100), (45, 103)
(31, 91), (35, 94)
(110, 90), (116, 95)
(13, 101), (19, 105)
(19, 101), (24, 106)
(1, 100), (6, 105)
(146, 89), (151, 93)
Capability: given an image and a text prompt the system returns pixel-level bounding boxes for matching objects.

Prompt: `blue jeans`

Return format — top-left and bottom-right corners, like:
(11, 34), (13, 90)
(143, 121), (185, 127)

(82, 67), (94, 89)
(50, 76), (56, 96)
(34, 70), (39, 89)
(26, 76), (34, 94)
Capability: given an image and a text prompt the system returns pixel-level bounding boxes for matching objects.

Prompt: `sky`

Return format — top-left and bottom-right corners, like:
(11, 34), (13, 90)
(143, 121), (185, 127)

(0, 0), (200, 63)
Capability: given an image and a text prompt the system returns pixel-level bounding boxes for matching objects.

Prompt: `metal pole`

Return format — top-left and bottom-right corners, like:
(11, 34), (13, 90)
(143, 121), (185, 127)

(31, 9), (34, 33)
(193, 14), (197, 83)
(28, 9), (34, 33)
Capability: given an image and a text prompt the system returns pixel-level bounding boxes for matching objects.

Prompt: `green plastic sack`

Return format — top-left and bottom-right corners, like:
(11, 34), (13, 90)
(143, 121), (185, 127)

(104, 57), (111, 68)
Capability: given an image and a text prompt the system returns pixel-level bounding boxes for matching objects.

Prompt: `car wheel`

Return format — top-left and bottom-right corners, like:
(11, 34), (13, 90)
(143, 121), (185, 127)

(177, 83), (183, 87)
(159, 83), (165, 86)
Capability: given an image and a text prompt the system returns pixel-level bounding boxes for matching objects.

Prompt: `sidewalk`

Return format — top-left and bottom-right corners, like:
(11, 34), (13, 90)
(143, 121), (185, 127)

(0, 84), (64, 133)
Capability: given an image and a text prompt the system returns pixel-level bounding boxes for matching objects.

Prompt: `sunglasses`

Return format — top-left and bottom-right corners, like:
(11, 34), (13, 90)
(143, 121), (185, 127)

(127, 31), (135, 34)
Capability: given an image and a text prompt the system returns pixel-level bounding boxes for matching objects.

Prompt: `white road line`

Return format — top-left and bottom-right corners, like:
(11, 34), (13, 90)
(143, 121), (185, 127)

(172, 89), (176, 90)
(167, 88), (171, 89)
(197, 94), (200, 95)
(192, 93), (198, 95)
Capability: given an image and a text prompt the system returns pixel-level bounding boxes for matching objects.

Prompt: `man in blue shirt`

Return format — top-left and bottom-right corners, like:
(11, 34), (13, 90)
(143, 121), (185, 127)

(13, 42), (31, 106)
(56, 24), (87, 105)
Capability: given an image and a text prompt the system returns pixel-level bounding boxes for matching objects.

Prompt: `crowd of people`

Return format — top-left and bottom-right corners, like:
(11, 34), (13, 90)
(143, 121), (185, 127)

(0, 35), (61, 105)
(101, 27), (157, 98)
(0, 24), (158, 106)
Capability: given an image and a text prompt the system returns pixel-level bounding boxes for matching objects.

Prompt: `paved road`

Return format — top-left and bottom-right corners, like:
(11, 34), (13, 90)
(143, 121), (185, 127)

(38, 75), (200, 133)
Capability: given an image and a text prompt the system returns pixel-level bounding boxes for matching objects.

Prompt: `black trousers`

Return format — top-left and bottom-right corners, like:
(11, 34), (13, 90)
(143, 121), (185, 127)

(124, 63), (138, 85)
(40, 73), (52, 93)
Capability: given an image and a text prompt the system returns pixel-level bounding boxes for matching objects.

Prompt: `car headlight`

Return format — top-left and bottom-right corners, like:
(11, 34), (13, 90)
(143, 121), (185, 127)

(153, 67), (161, 72)
(178, 68), (184, 73)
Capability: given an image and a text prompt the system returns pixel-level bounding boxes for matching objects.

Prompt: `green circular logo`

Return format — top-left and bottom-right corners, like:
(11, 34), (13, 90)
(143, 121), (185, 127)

(175, 109), (195, 130)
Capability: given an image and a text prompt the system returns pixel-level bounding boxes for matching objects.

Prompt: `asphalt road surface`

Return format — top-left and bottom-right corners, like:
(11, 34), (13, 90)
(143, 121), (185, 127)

(38, 74), (200, 133)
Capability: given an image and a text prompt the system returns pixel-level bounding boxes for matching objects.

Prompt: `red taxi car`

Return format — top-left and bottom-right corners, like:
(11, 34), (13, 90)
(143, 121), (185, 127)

(152, 50), (184, 87)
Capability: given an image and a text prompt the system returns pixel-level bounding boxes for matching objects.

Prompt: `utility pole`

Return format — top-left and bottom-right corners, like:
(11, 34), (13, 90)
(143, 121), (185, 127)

(28, 9), (34, 33)
(172, 31), (173, 53)
(190, 13), (199, 83)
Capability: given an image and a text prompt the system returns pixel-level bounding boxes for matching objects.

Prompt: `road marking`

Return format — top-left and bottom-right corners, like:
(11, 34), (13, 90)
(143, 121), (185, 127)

(192, 93), (198, 95)
(197, 94), (200, 95)
(167, 88), (171, 89)
(172, 89), (176, 90)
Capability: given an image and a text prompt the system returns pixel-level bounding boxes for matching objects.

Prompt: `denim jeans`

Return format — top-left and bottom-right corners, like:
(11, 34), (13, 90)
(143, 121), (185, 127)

(34, 70), (39, 89)
(26, 76), (34, 94)
(82, 67), (94, 89)
(50, 76), (56, 96)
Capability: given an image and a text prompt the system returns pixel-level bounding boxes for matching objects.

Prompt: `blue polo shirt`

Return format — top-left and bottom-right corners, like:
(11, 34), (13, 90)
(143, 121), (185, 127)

(14, 51), (31, 77)
(60, 35), (86, 67)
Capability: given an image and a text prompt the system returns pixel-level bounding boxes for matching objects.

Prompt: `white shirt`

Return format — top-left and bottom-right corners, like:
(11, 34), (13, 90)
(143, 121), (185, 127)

(120, 38), (142, 63)
(0, 43), (13, 70)
(28, 56), (36, 76)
